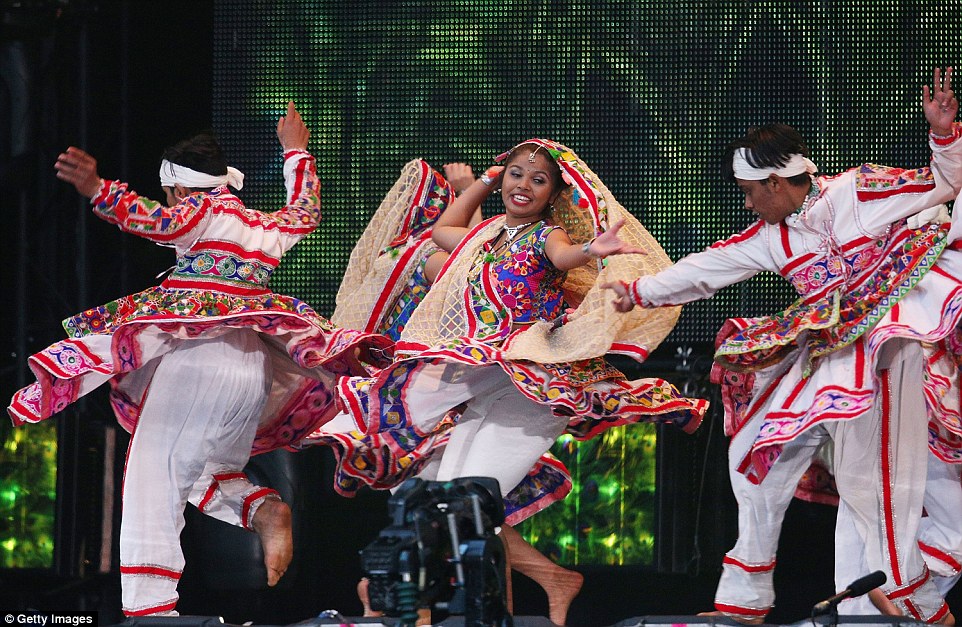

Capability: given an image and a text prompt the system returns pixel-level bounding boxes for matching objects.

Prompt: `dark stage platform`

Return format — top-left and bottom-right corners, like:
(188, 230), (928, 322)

(110, 614), (935, 627)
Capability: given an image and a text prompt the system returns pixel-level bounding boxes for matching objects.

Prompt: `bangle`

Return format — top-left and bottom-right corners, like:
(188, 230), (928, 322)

(582, 237), (598, 257)
(480, 166), (501, 187)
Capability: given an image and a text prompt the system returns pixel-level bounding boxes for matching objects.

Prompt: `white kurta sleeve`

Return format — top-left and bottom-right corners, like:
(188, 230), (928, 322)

(855, 126), (962, 233)
(628, 222), (776, 307)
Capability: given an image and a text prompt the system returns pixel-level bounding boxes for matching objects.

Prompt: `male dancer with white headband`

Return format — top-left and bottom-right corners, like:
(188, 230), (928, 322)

(159, 158), (246, 196)
(604, 67), (962, 622)
(13, 102), (392, 616)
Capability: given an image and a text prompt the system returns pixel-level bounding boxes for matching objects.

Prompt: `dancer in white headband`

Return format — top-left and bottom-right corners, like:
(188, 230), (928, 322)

(10, 102), (391, 617)
(159, 159), (245, 191)
(604, 67), (962, 623)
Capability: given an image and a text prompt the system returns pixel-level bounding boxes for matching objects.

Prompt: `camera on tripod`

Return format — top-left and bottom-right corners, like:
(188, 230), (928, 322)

(360, 476), (513, 627)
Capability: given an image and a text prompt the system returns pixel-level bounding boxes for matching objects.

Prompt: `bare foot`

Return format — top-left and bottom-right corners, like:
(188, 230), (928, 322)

(251, 498), (293, 586)
(499, 525), (582, 626)
(357, 579), (430, 625)
(941, 611), (956, 626)
(357, 578), (384, 618)
(544, 568), (584, 626)
(697, 610), (764, 625)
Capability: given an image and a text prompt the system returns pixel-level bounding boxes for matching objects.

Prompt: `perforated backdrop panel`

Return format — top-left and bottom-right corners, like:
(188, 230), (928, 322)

(212, 2), (962, 344)
(211, 1), (962, 566)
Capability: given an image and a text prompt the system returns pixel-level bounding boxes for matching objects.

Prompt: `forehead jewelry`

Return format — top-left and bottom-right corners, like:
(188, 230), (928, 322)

(527, 146), (542, 163)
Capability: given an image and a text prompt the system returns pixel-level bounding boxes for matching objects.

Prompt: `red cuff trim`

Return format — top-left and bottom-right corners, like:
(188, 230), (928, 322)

(628, 280), (646, 307)
(887, 566), (930, 599)
(723, 555), (776, 573)
(120, 565), (182, 580)
(123, 600), (179, 617)
(241, 487), (280, 530)
(91, 179), (111, 205)
(713, 602), (769, 617)
(928, 601), (952, 624)
(930, 123), (961, 145)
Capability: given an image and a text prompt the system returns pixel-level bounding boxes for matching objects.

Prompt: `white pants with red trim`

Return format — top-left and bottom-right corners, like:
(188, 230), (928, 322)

(404, 363), (570, 498)
(717, 340), (944, 621)
(830, 341), (943, 620)
(714, 408), (828, 621)
(919, 454), (962, 596)
(836, 447), (962, 615)
(120, 329), (273, 617)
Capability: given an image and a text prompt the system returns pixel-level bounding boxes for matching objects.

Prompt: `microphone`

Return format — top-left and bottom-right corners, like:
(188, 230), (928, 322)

(812, 570), (887, 616)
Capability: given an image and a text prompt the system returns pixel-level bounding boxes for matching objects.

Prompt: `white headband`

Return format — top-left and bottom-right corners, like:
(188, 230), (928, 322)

(159, 159), (245, 191)
(732, 148), (818, 180)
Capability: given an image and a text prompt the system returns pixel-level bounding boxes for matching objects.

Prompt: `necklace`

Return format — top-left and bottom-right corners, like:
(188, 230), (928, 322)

(503, 221), (535, 241)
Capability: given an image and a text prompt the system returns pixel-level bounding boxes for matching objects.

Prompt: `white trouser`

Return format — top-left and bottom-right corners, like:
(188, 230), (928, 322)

(919, 454), (962, 596)
(718, 340), (944, 621)
(119, 329), (272, 616)
(714, 413), (827, 621)
(831, 341), (943, 620)
(405, 363), (569, 498)
(837, 447), (962, 614)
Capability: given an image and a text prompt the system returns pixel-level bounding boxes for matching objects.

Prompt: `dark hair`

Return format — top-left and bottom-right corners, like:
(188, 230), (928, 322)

(504, 143), (568, 194)
(161, 131), (227, 177)
(722, 123), (813, 187)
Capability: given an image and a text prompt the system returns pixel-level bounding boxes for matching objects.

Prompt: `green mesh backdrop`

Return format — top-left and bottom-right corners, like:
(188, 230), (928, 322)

(0, 422), (57, 568)
(209, 1), (962, 565)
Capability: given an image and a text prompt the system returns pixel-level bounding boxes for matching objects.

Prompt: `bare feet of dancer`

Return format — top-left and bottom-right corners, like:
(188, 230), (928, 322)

(357, 578), (381, 617)
(499, 525), (583, 626)
(696, 610), (764, 625)
(251, 498), (293, 586)
(357, 578), (432, 625)
(868, 589), (955, 625)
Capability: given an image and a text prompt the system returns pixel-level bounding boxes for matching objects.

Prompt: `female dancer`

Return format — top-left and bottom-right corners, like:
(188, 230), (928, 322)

(317, 157), (583, 624)
(326, 139), (710, 621)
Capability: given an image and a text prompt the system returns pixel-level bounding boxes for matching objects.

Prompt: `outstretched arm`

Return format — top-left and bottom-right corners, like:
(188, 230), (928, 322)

(545, 219), (646, 272)
(58, 146), (213, 246)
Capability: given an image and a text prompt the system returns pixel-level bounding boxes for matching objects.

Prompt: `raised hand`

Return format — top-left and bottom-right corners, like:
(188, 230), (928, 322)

(442, 162), (476, 194)
(54, 147), (103, 199)
(588, 219), (648, 258)
(923, 67), (956, 137)
(277, 101), (310, 152)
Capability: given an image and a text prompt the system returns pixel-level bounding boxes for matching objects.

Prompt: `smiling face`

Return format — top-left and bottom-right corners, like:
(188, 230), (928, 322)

(736, 175), (807, 225)
(500, 148), (563, 225)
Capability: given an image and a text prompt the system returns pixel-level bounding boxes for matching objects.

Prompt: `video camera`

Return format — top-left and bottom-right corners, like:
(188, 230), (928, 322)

(359, 476), (513, 627)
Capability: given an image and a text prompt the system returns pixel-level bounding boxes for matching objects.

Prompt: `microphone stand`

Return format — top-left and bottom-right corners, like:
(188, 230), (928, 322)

(810, 600), (840, 627)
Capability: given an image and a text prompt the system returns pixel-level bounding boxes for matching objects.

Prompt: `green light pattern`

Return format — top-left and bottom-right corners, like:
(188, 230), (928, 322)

(211, 0), (962, 565)
(0, 422), (57, 568)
